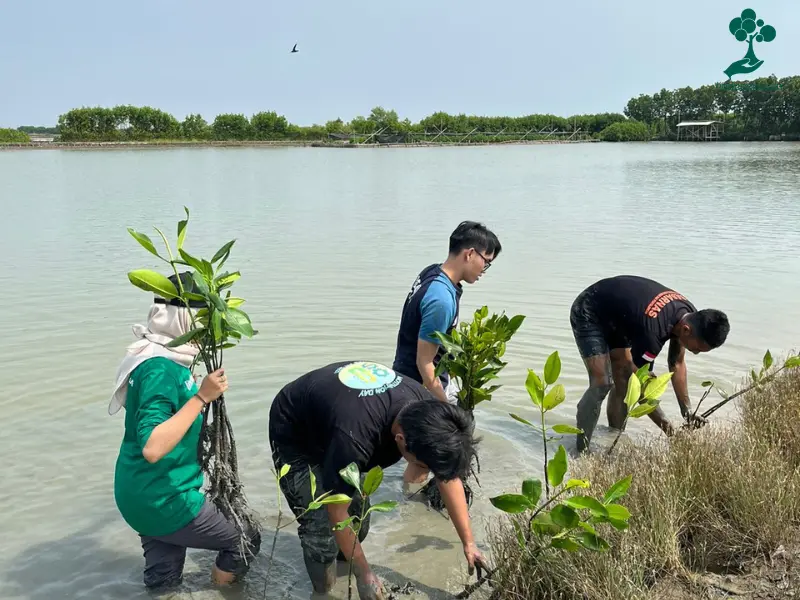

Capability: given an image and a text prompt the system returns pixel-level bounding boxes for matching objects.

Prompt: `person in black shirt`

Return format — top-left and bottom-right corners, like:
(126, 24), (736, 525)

(268, 360), (488, 600)
(570, 275), (730, 452)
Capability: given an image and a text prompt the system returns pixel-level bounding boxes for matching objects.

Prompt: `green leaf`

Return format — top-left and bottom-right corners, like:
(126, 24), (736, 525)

(363, 466), (384, 496)
(309, 468), (316, 497)
(208, 292), (227, 313)
(212, 240), (236, 264)
(368, 501), (398, 514)
(578, 521), (598, 535)
(643, 372), (673, 401)
(178, 249), (209, 279)
(211, 310), (222, 341)
(489, 494), (533, 514)
(784, 356), (800, 369)
(526, 370), (544, 407)
(166, 327), (203, 348)
(432, 331), (464, 357)
(128, 269), (179, 299)
(624, 373), (642, 410)
(334, 516), (355, 531)
(701, 380), (714, 387)
(176, 208), (189, 250)
(544, 351), (562, 385)
(575, 531), (610, 552)
(226, 297), (245, 308)
(550, 505), (579, 529)
(509, 413), (538, 429)
(507, 314), (526, 335)
(550, 536), (581, 551)
(318, 494), (352, 505)
(603, 475), (632, 504)
(279, 464), (290, 480)
(564, 496), (608, 518)
(522, 479), (542, 505)
(542, 384), (566, 411)
(127, 228), (162, 259)
(552, 424), (583, 435)
(224, 307), (255, 337)
(216, 271), (241, 289)
(628, 403), (659, 418)
(531, 512), (562, 536)
(308, 501), (322, 511)
(190, 269), (210, 295)
(605, 503), (631, 522)
(763, 350), (773, 371)
(547, 445), (568, 488)
(339, 463), (361, 493)
(635, 363), (652, 385)
(607, 517), (630, 531)
(566, 479), (590, 490)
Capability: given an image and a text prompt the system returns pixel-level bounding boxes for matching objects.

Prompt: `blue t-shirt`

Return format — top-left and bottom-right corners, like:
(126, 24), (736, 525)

(392, 264), (462, 387)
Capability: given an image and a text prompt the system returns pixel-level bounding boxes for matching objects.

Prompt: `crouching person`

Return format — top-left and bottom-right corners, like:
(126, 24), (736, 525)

(110, 277), (261, 590)
(269, 360), (488, 600)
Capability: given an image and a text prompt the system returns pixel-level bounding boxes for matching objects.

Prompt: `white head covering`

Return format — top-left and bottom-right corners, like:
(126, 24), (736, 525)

(108, 303), (200, 415)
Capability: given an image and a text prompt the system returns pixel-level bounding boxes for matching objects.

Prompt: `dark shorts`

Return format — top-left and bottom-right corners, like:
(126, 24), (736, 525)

(570, 288), (630, 359)
(139, 500), (262, 589)
(270, 440), (370, 565)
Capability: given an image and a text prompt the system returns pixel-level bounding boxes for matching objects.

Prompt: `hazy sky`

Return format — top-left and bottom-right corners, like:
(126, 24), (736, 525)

(1, 0), (797, 127)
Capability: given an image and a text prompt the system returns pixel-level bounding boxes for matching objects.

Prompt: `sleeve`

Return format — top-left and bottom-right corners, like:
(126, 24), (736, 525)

(322, 429), (373, 496)
(631, 332), (664, 369)
(135, 369), (182, 449)
(418, 282), (456, 345)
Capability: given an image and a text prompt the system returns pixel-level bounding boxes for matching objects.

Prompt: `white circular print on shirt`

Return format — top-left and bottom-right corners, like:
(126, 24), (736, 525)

(337, 361), (399, 390)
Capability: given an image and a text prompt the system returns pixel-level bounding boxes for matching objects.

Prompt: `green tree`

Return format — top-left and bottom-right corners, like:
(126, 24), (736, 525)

(0, 128), (30, 143)
(251, 111), (289, 140)
(211, 114), (251, 140)
(599, 121), (650, 142)
(181, 114), (211, 139)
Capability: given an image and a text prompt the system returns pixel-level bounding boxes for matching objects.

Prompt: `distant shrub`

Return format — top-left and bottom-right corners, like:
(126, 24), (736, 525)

(599, 120), (650, 142)
(0, 128), (30, 143)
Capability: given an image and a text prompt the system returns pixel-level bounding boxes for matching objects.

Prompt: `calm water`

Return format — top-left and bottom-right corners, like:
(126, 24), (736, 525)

(1, 142), (799, 600)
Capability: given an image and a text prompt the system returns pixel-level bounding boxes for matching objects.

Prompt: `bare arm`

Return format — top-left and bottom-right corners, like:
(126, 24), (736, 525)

(437, 478), (474, 546)
(416, 339), (448, 403)
(668, 337), (691, 417)
(328, 503), (372, 578)
(143, 395), (207, 463)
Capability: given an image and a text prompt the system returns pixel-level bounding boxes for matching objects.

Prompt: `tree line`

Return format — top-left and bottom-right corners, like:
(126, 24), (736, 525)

(626, 75), (800, 140)
(7, 74), (800, 144)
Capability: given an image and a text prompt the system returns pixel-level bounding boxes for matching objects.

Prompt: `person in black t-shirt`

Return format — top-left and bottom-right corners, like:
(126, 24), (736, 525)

(268, 360), (488, 600)
(570, 275), (730, 452)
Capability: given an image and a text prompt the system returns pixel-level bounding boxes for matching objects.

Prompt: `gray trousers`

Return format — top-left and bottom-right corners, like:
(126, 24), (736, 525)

(139, 500), (261, 589)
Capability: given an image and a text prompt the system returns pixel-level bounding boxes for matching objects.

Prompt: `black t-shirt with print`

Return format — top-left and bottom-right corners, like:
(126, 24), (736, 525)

(268, 360), (431, 495)
(588, 275), (696, 367)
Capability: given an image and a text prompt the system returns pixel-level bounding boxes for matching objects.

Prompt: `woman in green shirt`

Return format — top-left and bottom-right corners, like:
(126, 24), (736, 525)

(110, 276), (261, 589)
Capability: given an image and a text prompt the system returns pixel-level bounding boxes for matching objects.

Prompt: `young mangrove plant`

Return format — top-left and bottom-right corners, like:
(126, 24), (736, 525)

(262, 464), (351, 597)
(126, 207), (259, 553)
(418, 306), (525, 510)
(336, 463), (398, 600)
(457, 352), (634, 599)
(690, 350), (800, 424)
(607, 364), (671, 455)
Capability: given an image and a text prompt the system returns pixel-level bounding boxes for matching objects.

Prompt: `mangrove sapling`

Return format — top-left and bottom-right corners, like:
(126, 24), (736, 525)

(692, 350), (800, 423)
(126, 207), (259, 555)
(606, 365), (672, 456)
(262, 464), (351, 597)
(335, 463), (398, 600)
(457, 352), (634, 599)
(417, 306), (525, 511)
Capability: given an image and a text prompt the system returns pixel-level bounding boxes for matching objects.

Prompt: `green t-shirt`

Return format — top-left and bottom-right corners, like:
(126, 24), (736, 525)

(114, 356), (205, 537)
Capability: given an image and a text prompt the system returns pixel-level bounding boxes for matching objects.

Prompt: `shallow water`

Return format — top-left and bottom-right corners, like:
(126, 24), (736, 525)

(1, 142), (799, 599)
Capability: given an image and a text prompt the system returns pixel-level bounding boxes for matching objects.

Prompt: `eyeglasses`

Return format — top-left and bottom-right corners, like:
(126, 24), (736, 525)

(474, 249), (493, 272)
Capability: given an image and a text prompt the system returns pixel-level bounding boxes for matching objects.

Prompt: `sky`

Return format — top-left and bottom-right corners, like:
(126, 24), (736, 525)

(1, 0), (798, 128)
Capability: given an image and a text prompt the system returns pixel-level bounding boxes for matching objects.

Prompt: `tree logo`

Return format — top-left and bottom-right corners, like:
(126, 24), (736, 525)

(724, 9), (776, 80)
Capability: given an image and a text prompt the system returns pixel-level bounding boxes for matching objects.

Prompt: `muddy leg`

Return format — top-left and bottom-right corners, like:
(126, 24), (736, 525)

(576, 354), (613, 452)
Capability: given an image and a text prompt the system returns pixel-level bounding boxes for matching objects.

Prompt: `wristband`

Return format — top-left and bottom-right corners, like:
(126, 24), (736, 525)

(196, 392), (211, 405)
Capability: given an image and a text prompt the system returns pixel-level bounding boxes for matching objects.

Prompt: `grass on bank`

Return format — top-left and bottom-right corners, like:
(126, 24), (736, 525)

(487, 367), (800, 599)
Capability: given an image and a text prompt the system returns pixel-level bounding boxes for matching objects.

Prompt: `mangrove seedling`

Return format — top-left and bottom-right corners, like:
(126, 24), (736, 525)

(127, 207), (259, 553)
(418, 306), (524, 510)
(262, 464), (351, 597)
(335, 463), (398, 600)
(457, 351), (633, 599)
(691, 350), (800, 423)
(606, 365), (672, 455)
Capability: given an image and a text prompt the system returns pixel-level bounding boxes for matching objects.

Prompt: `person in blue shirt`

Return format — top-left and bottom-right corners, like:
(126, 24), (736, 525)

(392, 221), (501, 482)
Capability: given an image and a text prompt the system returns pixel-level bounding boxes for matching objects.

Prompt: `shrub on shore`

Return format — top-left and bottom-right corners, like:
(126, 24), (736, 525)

(487, 367), (800, 599)
(0, 128), (30, 143)
(599, 120), (651, 142)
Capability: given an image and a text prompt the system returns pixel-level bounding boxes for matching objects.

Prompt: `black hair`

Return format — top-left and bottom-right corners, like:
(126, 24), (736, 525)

(448, 221), (502, 258)
(687, 309), (730, 349)
(398, 400), (479, 482)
